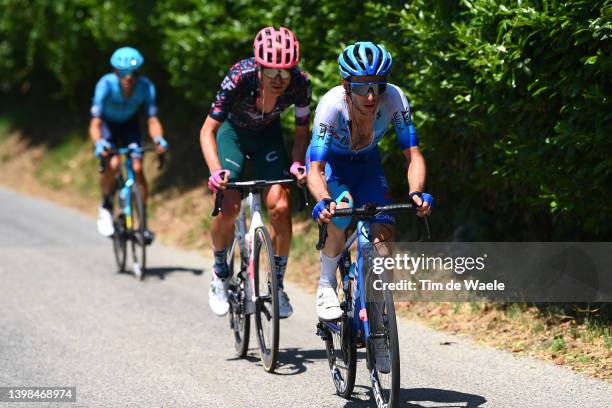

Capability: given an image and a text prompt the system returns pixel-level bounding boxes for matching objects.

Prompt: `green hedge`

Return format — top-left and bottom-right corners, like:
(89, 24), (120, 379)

(1, 0), (610, 239)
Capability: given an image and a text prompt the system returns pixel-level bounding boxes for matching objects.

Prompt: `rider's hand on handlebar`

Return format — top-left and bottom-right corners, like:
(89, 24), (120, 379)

(94, 139), (112, 158)
(208, 169), (229, 193)
(312, 198), (335, 224)
(289, 161), (307, 185)
(153, 136), (169, 154)
(409, 191), (434, 218)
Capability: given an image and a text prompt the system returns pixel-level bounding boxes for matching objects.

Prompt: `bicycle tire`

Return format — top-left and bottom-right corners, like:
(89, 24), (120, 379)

(252, 226), (279, 373)
(130, 184), (147, 280)
(228, 235), (250, 357)
(112, 212), (127, 273)
(366, 272), (400, 408)
(324, 310), (357, 398)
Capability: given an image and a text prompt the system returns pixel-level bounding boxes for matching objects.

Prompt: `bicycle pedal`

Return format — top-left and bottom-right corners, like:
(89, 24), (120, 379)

(316, 323), (331, 341)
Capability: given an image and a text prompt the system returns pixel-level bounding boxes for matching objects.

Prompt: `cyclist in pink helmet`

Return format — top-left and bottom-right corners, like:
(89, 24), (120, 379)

(200, 27), (311, 318)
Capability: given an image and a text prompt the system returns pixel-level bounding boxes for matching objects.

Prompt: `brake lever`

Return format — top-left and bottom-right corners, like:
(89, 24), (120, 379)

(316, 222), (328, 250)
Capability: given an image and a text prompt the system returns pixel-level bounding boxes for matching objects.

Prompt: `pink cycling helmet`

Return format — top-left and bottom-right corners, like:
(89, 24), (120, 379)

(253, 26), (300, 69)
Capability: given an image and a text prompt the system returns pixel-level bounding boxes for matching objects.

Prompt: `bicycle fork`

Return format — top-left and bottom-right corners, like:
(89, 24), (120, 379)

(243, 192), (264, 315)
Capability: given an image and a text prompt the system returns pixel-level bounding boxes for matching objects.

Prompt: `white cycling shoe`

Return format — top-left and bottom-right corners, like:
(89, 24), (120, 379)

(278, 288), (293, 318)
(208, 274), (230, 316)
(97, 207), (114, 237)
(316, 286), (342, 321)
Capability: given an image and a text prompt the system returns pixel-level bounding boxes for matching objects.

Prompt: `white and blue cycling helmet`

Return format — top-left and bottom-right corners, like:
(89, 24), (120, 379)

(110, 46), (144, 71)
(338, 41), (392, 78)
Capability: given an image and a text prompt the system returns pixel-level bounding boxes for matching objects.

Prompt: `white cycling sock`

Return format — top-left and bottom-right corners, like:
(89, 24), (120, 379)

(319, 252), (341, 290)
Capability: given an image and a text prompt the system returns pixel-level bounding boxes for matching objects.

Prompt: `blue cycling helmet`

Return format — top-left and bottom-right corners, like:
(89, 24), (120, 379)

(110, 46), (144, 71)
(338, 42), (392, 79)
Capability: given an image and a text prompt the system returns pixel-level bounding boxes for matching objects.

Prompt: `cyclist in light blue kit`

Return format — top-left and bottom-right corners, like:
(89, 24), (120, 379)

(90, 46), (168, 240)
(306, 42), (433, 370)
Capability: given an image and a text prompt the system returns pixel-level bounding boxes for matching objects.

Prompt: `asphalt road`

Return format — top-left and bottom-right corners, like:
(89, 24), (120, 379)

(1, 186), (611, 407)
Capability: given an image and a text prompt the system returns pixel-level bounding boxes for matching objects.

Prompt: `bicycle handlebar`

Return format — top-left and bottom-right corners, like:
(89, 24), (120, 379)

(98, 146), (165, 173)
(315, 202), (431, 250)
(211, 170), (309, 217)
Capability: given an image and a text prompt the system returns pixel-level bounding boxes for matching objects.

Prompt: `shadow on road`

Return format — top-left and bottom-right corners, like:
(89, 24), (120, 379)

(274, 347), (328, 376)
(276, 347), (366, 376)
(225, 346), (365, 376)
(142, 266), (203, 280)
(342, 387), (487, 407)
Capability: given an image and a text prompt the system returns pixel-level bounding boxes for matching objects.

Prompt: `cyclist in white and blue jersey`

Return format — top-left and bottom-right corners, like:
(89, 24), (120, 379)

(89, 47), (168, 240)
(306, 42), (434, 322)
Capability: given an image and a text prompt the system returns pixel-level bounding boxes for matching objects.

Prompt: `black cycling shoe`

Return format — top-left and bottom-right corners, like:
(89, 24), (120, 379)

(143, 229), (155, 245)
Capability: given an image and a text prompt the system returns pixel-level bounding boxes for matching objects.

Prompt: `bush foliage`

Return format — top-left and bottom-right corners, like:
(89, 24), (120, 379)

(1, 0), (610, 239)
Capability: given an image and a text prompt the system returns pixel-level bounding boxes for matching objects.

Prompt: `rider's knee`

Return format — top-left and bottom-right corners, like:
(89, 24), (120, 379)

(106, 156), (121, 173)
(268, 197), (290, 219)
(132, 161), (144, 174)
(219, 194), (240, 219)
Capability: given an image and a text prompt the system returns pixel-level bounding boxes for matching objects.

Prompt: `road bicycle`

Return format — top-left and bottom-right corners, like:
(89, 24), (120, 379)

(211, 176), (307, 372)
(99, 145), (164, 280)
(315, 202), (430, 408)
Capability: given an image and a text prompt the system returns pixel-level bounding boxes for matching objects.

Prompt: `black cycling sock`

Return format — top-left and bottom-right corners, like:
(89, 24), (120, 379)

(213, 248), (229, 278)
(102, 195), (113, 211)
(275, 255), (288, 289)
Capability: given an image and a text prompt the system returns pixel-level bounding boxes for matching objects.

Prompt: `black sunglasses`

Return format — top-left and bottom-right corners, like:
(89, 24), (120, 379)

(349, 81), (387, 96)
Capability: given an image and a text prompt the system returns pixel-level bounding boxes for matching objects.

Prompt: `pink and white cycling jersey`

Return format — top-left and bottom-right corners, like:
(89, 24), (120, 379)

(208, 57), (311, 130)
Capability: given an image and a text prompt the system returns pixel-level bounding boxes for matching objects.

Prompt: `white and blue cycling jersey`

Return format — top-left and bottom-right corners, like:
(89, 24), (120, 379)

(307, 84), (419, 225)
(90, 73), (158, 123)
(308, 84), (418, 162)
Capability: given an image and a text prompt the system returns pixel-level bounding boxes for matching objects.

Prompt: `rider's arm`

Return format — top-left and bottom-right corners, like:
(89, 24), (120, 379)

(89, 117), (103, 142)
(403, 146), (426, 193)
(200, 115), (224, 172)
(389, 84), (431, 213)
(307, 160), (332, 201)
(292, 125), (309, 163)
(141, 77), (165, 143)
(292, 70), (312, 163)
(90, 76), (109, 143)
(147, 116), (164, 140)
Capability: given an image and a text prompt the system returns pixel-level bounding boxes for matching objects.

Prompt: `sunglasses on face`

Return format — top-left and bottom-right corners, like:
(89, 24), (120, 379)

(262, 68), (291, 79)
(118, 69), (138, 78)
(349, 81), (387, 96)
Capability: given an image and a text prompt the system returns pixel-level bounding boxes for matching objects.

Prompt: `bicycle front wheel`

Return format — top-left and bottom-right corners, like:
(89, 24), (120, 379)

(228, 235), (250, 357)
(252, 226), (279, 373)
(129, 185), (147, 280)
(366, 273), (400, 408)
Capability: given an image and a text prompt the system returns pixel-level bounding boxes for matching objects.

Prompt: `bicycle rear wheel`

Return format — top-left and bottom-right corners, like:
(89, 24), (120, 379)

(129, 185), (147, 280)
(324, 311), (357, 398)
(252, 226), (279, 373)
(112, 212), (127, 272)
(366, 273), (400, 408)
(228, 235), (250, 357)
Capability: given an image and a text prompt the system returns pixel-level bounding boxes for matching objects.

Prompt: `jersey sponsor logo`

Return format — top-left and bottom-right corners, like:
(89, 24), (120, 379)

(317, 123), (331, 140)
(392, 111), (404, 130)
(265, 151), (279, 162)
(401, 110), (412, 125)
(221, 76), (236, 90)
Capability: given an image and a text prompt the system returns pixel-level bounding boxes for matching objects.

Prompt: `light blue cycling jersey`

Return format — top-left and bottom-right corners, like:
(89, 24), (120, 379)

(308, 84), (418, 162)
(90, 73), (158, 123)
